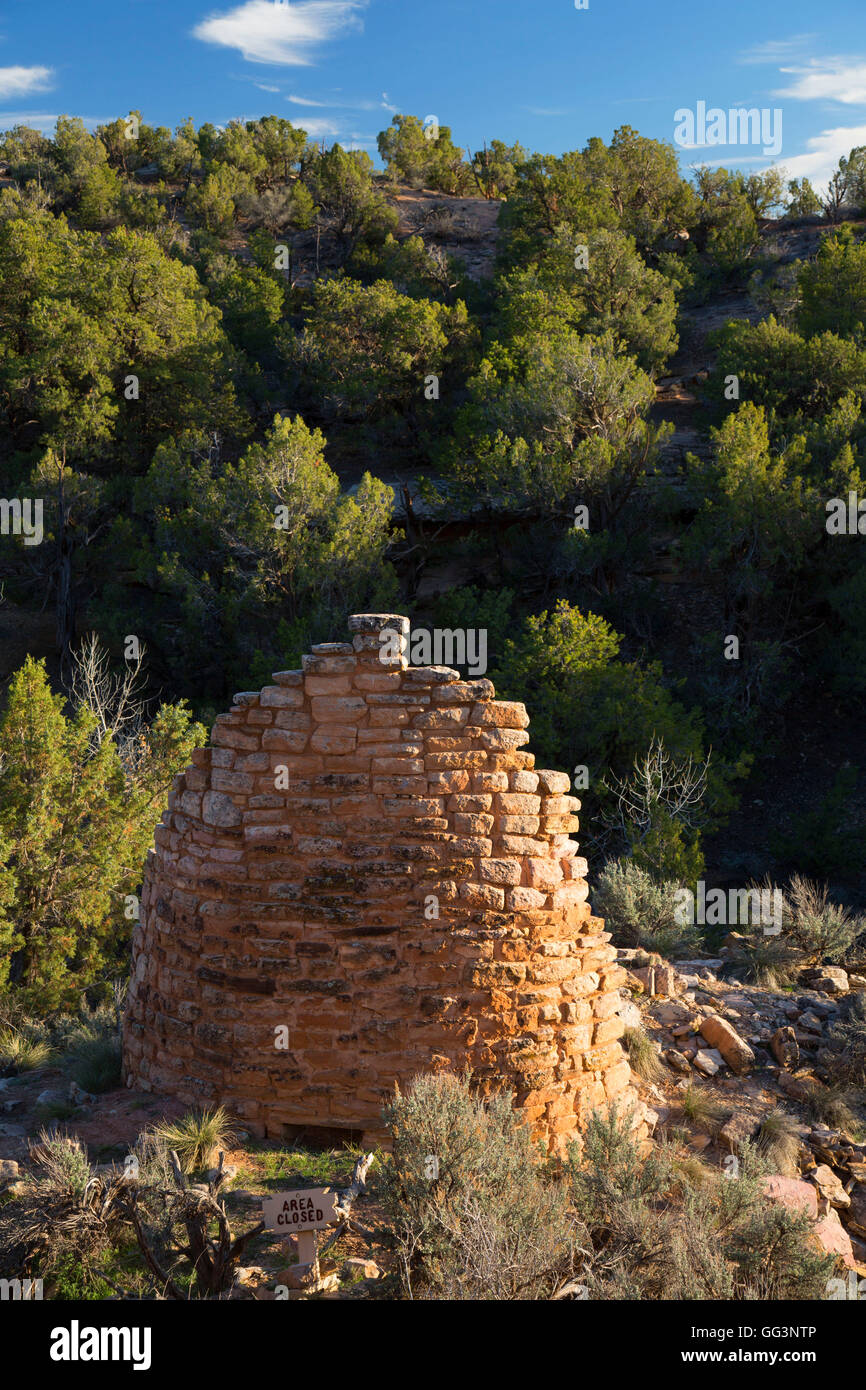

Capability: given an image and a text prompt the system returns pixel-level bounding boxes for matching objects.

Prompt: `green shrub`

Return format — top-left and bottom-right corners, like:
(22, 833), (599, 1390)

(380, 1071), (579, 1299)
(708, 319), (866, 426)
(797, 225), (866, 340)
(594, 858), (701, 957)
(0, 653), (205, 1011)
(62, 1031), (122, 1094)
(290, 276), (474, 421)
(568, 1110), (834, 1300)
(377, 115), (471, 194)
(49, 1251), (113, 1300)
(783, 875), (864, 966)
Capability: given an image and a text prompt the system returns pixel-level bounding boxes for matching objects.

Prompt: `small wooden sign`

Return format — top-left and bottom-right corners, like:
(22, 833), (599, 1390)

(263, 1187), (340, 1284)
(262, 1187), (339, 1235)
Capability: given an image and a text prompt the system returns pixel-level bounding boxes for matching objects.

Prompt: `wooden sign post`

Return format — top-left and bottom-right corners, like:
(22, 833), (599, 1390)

(262, 1187), (340, 1285)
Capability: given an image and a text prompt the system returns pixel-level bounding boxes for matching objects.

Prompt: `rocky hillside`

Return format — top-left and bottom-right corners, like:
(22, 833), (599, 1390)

(620, 945), (866, 1275)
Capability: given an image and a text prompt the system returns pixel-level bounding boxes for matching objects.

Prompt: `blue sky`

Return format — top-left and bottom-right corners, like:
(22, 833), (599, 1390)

(0, 0), (864, 187)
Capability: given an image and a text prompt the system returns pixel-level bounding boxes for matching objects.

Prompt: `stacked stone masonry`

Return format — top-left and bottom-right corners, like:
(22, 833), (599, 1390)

(123, 613), (643, 1154)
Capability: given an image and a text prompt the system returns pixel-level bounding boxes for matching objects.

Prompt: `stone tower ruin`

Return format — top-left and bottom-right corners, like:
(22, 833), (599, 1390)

(123, 613), (643, 1153)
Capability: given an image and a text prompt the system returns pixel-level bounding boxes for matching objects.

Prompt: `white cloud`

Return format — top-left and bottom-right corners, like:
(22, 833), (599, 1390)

(683, 126), (866, 192)
(781, 123), (866, 187)
(295, 115), (341, 137)
(0, 112), (58, 133)
(287, 92), (390, 110)
(739, 35), (817, 65)
(712, 40), (866, 191)
(776, 59), (866, 106)
(0, 112), (107, 133)
(193, 0), (365, 66)
(690, 154), (783, 168)
(0, 65), (53, 100)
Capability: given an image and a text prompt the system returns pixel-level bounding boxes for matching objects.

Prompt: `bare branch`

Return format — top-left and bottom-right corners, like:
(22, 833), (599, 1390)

(69, 632), (150, 773)
(601, 735), (711, 847)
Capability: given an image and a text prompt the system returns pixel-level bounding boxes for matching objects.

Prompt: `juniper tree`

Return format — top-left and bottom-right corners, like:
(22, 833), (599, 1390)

(0, 655), (204, 1008)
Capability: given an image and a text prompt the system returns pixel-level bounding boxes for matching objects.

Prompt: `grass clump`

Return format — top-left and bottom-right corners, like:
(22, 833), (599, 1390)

(57, 991), (125, 1094)
(755, 1109), (801, 1175)
(798, 1081), (859, 1134)
(728, 933), (803, 989)
(34, 1101), (77, 1124)
(680, 1084), (727, 1134)
(62, 1031), (122, 1094)
(258, 1146), (360, 1186)
(153, 1106), (236, 1173)
(623, 1026), (664, 1082)
(827, 992), (866, 1087)
(0, 1027), (54, 1073)
(671, 1152), (717, 1190)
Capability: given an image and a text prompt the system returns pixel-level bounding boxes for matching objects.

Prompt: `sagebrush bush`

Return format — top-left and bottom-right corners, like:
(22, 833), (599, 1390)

(783, 875), (864, 965)
(670, 1145), (833, 1300)
(568, 1111), (834, 1300)
(380, 1071), (580, 1300)
(27, 1128), (93, 1199)
(568, 1102), (671, 1216)
(379, 1076), (837, 1301)
(594, 858), (701, 957)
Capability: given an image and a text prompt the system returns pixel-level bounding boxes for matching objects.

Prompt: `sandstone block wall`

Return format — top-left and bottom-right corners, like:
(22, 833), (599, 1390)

(123, 613), (641, 1153)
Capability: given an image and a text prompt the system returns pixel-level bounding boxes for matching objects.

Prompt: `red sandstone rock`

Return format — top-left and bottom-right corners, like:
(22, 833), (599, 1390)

(812, 1213), (856, 1269)
(698, 1015), (756, 1073)
(763, 1175), (819, 1219)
